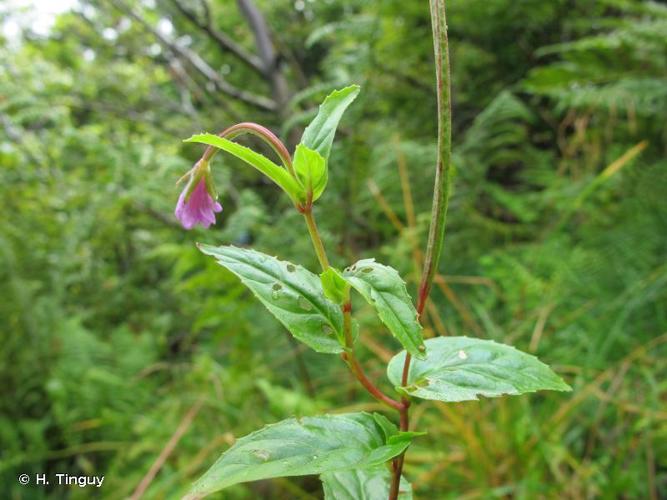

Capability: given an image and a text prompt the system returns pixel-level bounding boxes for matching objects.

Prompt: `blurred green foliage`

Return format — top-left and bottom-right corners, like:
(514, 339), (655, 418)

(1, 0), (665, 498)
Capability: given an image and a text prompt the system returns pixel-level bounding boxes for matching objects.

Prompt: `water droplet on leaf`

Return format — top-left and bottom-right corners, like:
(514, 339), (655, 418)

(415, 378), (430, 387)
(298, 296), (313, 311)
(253, 449), (270, 461)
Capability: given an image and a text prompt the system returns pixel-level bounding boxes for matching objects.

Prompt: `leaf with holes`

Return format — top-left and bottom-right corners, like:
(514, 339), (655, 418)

(387, 336), (572, 402)
(198, 244), (343, 353)
(321, 467), (412, 500)
(343, 259), (426, 359)
(186, 412), (416, 497)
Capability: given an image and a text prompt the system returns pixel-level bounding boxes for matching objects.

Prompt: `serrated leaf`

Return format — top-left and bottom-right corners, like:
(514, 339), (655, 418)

(187, 413), (415, 497)
(300, 85), (360, 160)
(320, 267), (350, 304)
(198, 244), (343, 353)
(293, 144), (328, 201)
(185, 134), (305, 203)
(321, 467), (413, 500)
(343, 259), (425, 358)
(387, 337), (572, 402)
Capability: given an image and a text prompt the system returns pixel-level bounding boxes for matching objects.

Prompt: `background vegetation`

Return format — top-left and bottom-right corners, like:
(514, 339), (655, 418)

(1, 0), (665, 498)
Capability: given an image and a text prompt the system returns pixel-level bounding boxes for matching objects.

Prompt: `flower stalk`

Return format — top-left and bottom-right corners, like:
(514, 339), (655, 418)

(201, 122), (295, 175)
(389, 0), (454, 497)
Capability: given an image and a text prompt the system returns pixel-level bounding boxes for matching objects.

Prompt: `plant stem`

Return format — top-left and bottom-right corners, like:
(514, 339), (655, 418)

(303, 208), (330, 270)
(201, 121), (295, 176)
(417, 0), (453, 324)
(301, 206), (403, 411)
(390, 0), (454, 498)
(341, 301), (404, 411)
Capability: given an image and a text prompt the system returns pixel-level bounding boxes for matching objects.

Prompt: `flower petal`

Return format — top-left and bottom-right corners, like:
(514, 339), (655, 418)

(175, 177), (223, 230)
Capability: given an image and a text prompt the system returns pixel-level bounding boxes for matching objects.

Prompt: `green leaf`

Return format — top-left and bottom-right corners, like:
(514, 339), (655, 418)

(293, 144), (328, 201)
(187, 412), (415, 497)
(387, 337), (572, 402)
(185, 134), (305, 203)
(343, 259), (426, 359)
(300, 84), (360, 160)
(198, 244), (343, 353)
(321, 467), (413, 500)
(320, 267), (350, 305)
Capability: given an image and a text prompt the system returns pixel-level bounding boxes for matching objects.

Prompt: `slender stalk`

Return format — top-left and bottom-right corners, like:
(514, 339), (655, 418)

(303, 209), (330, 270)
(301, 206), (403, 411)
(390, 0), (454, 498)
(416, 0), (453, 322)
(341, 301), (404, 411)
(201, 121), (295, 176)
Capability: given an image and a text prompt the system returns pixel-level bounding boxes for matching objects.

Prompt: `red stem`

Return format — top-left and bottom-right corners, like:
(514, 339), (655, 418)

(341, 302), (405, 411)
(201, 122), (295, 176)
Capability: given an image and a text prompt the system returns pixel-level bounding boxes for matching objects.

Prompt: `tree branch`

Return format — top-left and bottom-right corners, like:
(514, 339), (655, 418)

(168, 0), (265, 75)
(236, 0), (290, 114)
(112, 0), (277, 112)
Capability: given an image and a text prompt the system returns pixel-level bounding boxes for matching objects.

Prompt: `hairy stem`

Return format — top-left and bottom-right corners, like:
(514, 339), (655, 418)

(390, 0), (454, 498)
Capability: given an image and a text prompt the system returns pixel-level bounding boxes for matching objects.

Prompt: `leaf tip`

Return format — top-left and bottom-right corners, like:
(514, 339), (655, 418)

(555, 378), (573, 392)
(197, 242), (216, 256)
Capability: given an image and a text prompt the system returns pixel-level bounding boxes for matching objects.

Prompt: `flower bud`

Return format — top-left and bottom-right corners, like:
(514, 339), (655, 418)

(175, 160), (222, 230)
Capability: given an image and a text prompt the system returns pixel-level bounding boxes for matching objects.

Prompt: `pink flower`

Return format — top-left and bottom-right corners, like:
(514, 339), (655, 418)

(175, 177), (222, 230)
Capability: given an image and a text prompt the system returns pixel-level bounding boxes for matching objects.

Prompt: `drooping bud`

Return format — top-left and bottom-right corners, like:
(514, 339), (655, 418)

(174, 160), (222, 230)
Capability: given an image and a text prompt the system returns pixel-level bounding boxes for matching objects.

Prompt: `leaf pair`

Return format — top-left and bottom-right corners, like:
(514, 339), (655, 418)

(185, 85), (360, 205)
(199, 245), (571, 403)
(200, 245), (427, 358)
(195, 252), (571, 498)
